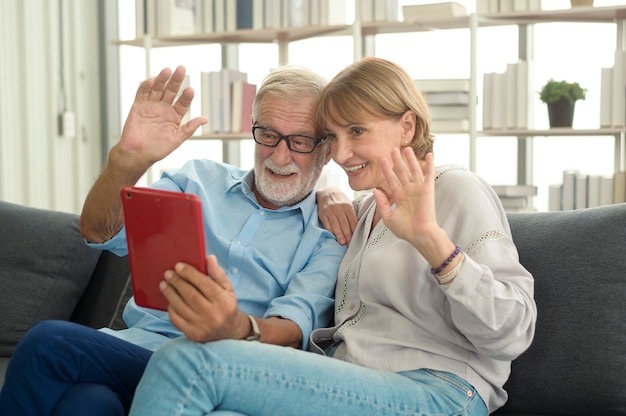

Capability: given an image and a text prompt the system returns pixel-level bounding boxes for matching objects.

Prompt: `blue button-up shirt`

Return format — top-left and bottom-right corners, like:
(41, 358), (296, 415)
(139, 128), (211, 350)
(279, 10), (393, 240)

(90, 159), (345, 350)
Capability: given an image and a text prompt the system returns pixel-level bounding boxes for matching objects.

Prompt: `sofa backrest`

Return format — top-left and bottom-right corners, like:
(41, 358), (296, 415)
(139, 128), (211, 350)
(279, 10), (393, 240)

(496, 203), (626, 416)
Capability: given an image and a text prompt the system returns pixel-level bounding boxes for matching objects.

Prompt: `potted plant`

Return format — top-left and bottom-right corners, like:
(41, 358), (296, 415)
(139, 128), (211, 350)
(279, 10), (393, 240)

(539, 79), (587, 128)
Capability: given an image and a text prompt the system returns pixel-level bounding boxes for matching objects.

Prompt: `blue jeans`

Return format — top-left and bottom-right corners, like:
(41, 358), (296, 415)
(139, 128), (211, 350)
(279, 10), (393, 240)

(0, 320), (153, 416)
(130, 338), (487, 416)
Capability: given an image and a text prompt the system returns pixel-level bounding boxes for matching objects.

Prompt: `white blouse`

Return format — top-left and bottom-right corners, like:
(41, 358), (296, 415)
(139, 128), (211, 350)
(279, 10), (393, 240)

(310, 165), (537, 414)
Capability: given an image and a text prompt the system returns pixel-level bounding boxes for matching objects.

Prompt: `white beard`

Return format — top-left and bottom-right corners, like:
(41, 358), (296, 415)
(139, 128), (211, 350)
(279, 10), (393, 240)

(254, 154), (324, 207)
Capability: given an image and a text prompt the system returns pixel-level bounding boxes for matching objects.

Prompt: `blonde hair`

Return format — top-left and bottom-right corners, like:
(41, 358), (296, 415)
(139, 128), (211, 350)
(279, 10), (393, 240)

(316, 57), (434, 157)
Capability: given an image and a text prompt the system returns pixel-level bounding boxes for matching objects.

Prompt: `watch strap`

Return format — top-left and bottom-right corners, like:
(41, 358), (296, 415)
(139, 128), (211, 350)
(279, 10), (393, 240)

(245, 314), (261, 341)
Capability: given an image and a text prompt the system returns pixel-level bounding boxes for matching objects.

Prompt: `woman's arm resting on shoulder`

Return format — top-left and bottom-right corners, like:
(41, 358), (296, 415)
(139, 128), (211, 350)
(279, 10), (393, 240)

(316, 186), (357, 245)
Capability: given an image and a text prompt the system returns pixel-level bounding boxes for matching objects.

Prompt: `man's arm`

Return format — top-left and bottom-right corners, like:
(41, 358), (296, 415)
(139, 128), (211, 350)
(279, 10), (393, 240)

(80, 66), (207, 243)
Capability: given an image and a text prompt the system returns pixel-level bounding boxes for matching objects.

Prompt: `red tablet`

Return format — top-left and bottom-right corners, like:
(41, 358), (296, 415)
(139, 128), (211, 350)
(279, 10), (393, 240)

(121, 185), (207, 311)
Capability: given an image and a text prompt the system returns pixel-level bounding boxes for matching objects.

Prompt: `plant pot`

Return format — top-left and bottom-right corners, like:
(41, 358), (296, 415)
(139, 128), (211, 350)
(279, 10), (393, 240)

(547, 99), (576, 128)
(570, 0), (594, 7)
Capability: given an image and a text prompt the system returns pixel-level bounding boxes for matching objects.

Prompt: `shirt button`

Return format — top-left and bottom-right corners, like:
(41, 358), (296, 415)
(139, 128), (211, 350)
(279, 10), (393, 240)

(232, 267), (239, 274)
(349, 304), (356, 311)
(259, 210), (265, 216)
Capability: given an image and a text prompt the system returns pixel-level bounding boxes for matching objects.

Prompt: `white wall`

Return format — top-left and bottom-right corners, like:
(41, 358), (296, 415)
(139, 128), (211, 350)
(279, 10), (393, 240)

(0, 0), (103, 213)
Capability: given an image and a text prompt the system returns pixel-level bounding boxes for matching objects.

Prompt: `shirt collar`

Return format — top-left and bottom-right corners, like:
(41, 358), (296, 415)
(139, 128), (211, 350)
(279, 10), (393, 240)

(226, 168), (316, 223)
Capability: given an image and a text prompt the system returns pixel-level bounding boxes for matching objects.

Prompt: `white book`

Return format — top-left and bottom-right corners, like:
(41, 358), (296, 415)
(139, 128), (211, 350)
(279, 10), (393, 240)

(373, 0), (399, 22)
(430, 118), (470, 133)
(499, 0), (514, 13)
(513, 0), (528, 12)
(225, 0), (236, 32)
(429, 105), (470, 120)
(159, 0), (199, 36)
(253, 0), (264, 29)
(612, 171), (626, 204)
(215, 0), (226, 32)
(360, 0), (375, 23)
(575, 173), (587, 209)
(548, 184), (561, 211)
(611, 50), (626, 127)
(491, 72), (505, 130)
(600, 67), (613, 128)
(561, 169), (578, 211)
(310, 0), (321, 26)
(402, 2), (467, 21)
(476, 0), (491, 14)
(221, 68), (248, 133)
(527, 0), (541, 11)
(200, 71), (213, 134)
(504, 62), (517, 129)
(264, 0), (282, 28)
(208, 70), (223, 133)
(322, 0), (348, 25)
(288, 0), (309, 27)
(415, 78), (470, 93)
(499, 196), (528, 208)
(422, 91), (470, 106)
(516, 60), (533, 129)
(491, 184), (537, 197)
(482, 72), (494, 130)
(587, 175), (601, 208)
(201, 0), (214, 33)
(600, 176), (614, 206)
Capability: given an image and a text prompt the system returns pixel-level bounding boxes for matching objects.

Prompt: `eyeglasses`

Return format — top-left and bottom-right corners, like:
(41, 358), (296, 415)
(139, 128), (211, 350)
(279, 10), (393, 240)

(252, 124), (327, 154)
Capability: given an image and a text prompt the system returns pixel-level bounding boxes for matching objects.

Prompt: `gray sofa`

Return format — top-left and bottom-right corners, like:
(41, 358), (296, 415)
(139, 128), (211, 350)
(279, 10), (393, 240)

(0, 199), (624, 415)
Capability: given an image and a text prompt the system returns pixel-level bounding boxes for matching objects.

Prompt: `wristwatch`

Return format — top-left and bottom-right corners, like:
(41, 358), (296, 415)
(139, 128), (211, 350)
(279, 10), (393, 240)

(245, 314), (261, 341)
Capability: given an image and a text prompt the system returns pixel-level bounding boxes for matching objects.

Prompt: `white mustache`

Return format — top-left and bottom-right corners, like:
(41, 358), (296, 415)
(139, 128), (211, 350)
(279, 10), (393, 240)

(263, 159), (299, 176)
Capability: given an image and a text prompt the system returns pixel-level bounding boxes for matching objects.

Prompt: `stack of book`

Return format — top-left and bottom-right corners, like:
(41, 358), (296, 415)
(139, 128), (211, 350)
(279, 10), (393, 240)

(491, 184), (537, 212)
(548, 169), (626, 211)
(415, 79), (471, 133)
(201, 69), (257, 134)
(476, 0), (541, 14)
(358, 0), (400, 23)
(482, 60), (533, 130)
(135, 0), (352, 37)
(402, 2), (467, 21)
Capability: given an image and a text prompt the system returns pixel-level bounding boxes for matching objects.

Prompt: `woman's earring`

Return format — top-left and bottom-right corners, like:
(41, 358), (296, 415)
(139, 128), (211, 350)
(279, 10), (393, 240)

(403, 140), (409, 144)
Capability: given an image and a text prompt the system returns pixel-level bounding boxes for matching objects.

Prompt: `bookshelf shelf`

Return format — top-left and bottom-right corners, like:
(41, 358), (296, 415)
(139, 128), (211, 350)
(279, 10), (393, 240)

(116, 2), (626, 206)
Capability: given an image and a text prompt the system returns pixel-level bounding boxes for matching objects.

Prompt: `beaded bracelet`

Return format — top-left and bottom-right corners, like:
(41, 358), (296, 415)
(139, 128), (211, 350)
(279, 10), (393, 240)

(436, 253), (465, 285)
(431, 245), (462, 275)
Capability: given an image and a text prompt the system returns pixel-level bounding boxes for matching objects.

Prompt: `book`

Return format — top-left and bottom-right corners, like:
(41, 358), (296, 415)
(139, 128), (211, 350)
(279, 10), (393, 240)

(428, 105), (470, 120)
(482, 72), (494, 130)
(491, 184), (537, 197)
(402, 2), (467, 21)
(374, 0), (400, 22)
(498, 196), (528, 209)
(516, 60), (533, 129)
(415, 78), (470, 93)
(158, 0), (200, 36)
(548, 184), (561, 211)
(600, 176), (614, 206)
(490, 72), (505, 130)
(612, 171), (626, 204)
(430, 118), (469, 132)
(422, 91), (470, 106)
(611, 50), (626, 127)
(264, 0), (282, 28)
(287, 0), (310, 27)
(587, 175), (601, 208)
(231, 81), (257, 133)
(201, 0), (214, 33)
(575, 173), (587, 209)
(561, 169), (578, 211)
(600, 67), (613, 128)
(220, 68), (248, 133)
(504, 62), (517, 129)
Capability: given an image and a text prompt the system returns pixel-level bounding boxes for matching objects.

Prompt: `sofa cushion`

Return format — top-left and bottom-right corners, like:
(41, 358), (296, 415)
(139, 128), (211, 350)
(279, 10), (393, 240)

(0, 201), (102, 356)
(496, 203), (626, 416)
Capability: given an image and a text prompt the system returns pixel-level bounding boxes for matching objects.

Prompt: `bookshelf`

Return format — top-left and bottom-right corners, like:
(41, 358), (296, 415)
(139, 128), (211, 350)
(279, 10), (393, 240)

(115, 2), (626, 206)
